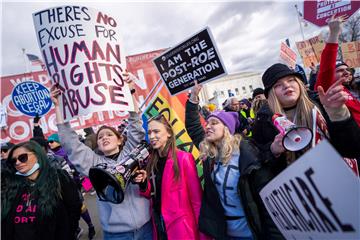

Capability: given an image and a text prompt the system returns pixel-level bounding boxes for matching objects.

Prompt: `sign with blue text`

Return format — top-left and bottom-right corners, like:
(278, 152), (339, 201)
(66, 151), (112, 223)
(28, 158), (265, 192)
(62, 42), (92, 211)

(260, 140), (360, 239)
(11, 81), (52, 117)
(153, 27), (227, 96)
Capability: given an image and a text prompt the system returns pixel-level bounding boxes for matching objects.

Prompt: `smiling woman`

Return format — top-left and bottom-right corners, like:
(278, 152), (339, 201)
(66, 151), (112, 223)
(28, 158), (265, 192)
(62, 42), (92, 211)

(1, 141), (81, 240)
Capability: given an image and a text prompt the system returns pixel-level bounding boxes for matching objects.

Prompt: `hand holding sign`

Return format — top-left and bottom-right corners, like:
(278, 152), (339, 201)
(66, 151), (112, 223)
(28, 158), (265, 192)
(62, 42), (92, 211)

(189, 81), (202, 104)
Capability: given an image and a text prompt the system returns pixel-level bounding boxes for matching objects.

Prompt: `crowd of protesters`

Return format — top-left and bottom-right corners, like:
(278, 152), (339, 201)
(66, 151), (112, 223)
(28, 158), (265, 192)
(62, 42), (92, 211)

(1, 15), (360, 240)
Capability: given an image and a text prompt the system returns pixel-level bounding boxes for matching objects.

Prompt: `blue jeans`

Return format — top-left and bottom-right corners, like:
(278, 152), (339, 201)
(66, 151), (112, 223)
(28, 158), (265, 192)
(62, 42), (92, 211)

(103, 221), (153, 240)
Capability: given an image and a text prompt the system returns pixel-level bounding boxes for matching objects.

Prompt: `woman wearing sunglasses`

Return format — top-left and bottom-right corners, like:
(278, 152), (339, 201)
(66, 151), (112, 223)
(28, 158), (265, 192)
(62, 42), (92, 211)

(185, 82), (254, 240)
(133, 114), (207, 240)
(51, 71), (153, 240)
(1, 141), (81, 240)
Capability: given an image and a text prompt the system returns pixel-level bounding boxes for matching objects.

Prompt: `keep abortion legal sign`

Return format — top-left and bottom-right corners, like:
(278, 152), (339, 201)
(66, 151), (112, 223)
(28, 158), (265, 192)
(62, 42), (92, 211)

(153, 27), (227, 96)
(11, 81), (52, 117)
(32, 6), (133, 122)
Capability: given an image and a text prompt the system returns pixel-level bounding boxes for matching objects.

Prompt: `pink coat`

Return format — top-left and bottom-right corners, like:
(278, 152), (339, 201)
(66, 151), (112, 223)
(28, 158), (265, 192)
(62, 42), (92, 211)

(140, 150), (209, 240)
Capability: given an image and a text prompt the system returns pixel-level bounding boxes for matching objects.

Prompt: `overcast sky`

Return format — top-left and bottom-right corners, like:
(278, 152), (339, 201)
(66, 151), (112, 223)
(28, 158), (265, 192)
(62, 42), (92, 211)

(1, 0), (325, 77)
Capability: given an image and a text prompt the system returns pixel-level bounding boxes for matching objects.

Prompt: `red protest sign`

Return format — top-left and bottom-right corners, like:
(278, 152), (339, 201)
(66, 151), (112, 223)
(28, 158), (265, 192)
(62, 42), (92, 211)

(303, 0), (360, 27)
(279, 42), (297, 68)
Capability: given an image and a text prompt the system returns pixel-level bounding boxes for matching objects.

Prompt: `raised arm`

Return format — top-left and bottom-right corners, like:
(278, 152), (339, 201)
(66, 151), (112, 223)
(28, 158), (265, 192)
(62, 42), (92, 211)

(185, 82), (205, 149)
(315, 15), (346, 92)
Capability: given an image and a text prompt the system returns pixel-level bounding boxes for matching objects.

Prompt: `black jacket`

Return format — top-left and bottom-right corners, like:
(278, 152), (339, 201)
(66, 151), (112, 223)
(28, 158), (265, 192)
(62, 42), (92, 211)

(1, 169), (81, 240)
(241, 97), (360, 239)
(185, 100), (260, 239)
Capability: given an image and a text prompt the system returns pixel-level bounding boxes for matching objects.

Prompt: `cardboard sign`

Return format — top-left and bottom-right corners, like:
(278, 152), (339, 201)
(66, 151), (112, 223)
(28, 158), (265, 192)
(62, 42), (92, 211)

(341, 40), (360, 68)
(33, 6), (133, 122)
(260, 141), (360, 239)
(280, 42), (297, 68)
(296, 34), (325, 68)
(11, 81), (52, 117)
(303, 0), (360, 27)
(153, 27), (227, 96)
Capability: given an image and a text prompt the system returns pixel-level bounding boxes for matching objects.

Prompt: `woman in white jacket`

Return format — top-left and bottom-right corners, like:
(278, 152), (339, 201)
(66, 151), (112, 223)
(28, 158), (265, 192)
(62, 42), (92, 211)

(51, 72), (152, 240)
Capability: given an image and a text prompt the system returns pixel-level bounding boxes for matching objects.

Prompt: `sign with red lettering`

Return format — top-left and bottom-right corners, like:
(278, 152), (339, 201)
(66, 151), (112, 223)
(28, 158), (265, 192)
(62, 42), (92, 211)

(296, 34), (325, 68)
(304, 0), (360, 27)
(341, 40), (360, 68)
(279, 42), (297, 68)
(32, 6), (133, 122)
(260, 141), (360, 239)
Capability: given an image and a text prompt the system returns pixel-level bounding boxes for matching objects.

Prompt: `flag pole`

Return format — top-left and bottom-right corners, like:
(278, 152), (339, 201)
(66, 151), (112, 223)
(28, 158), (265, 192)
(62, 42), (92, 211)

(139, 78), (163, 111)
(22, 48), (30, 73)
(295, 4), (305, 41)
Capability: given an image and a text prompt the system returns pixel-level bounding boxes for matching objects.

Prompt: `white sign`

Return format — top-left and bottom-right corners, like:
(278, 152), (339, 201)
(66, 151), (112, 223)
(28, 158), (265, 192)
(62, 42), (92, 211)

(260, 140), (360, 240)
(33, 6), (133, 122)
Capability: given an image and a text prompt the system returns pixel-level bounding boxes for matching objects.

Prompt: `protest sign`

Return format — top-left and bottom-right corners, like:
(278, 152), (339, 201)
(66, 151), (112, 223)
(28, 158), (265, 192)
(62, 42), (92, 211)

(153, 27), (227, 96)
(303, 0), (360, 27)
(279, 42), (297, 68)
(296, 34), (325, 68)
(341, 40), (360, 68)
(33, 6), (133, 122)
(260, 140), (360, 239)
(11, 81), (52, 117)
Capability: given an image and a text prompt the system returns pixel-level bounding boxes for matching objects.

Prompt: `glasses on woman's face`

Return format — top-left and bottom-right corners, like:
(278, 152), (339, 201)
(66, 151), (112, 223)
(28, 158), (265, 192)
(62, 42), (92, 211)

(11, 152), (33, 164)
(48, 140), (55, 144)
(1, 149), (9, 153)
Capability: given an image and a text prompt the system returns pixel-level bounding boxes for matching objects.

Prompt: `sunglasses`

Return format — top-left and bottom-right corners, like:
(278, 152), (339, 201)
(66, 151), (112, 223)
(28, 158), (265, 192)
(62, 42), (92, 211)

(11, 152), (33, 164)
(48, 140), (55, 144)
(336, 67), (352, 73)
(1, 149), (9, 153)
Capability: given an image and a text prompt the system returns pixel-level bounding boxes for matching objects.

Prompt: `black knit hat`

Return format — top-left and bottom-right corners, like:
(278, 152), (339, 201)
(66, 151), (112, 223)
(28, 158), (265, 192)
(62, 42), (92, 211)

(252, 88), (265, 99)
(262, 63), (304, 97)
(335, 60), (348, 69)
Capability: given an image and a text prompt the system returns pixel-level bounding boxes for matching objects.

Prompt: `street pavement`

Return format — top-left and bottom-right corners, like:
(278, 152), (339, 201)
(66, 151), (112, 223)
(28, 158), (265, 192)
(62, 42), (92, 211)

(79, 193), (103, 240)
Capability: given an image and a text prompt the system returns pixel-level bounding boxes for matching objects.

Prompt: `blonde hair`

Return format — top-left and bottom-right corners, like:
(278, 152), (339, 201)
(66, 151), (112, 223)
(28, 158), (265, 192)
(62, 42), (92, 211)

(268, 77), (315, 129)
(267, 77), (318, 163)
(199, 126), (241, 165)
(146, 116), (179, 180)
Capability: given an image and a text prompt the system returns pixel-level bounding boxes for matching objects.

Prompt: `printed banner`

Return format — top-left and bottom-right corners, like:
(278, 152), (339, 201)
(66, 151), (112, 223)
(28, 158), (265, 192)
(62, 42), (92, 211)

(143, 93), (204, 184)
(33, 6), (133, 122)
(296, 34), (325, 68)
(260, 141), (360, 239)
(303, 0), (360, 27)
(153, 27), (227, 96)
(11, 81), (52, 117)
(341, 40), (360, 68)
(279, 42), (297, 68)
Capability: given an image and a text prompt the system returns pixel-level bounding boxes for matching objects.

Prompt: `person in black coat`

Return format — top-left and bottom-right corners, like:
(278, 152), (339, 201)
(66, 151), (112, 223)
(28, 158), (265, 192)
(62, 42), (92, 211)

(240, 63), (360, 239)
(1, 141), (81, 240)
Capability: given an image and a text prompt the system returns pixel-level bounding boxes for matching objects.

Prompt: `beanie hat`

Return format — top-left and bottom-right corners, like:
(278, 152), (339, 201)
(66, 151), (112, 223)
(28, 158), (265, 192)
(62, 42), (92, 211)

(48, 133), (60, 143)
(240, 98), (251, 109)
(252, 88), (265, 99)
(207, 111), (240, 135)
(262, 63), (304, 97)
(335, 60), (348, 69)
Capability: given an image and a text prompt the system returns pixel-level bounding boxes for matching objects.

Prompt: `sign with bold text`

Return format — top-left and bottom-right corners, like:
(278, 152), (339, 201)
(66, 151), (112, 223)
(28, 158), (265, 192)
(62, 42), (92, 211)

(33, 6), (133, 122)
(260, 141), (360, 239)
(153, 27), (227, 96)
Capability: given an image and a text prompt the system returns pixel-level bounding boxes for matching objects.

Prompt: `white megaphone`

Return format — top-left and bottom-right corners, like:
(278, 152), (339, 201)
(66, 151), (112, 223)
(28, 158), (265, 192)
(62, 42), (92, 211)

(272, 113), (313, 151)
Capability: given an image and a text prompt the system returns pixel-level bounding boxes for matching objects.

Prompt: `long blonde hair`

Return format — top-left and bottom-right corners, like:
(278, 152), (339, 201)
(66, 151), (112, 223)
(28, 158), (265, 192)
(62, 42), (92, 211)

(268, 77), (315, 129)
(199, 126), (241, 165)
(268, 77), (318, 163)
(146, 115), (180, 180)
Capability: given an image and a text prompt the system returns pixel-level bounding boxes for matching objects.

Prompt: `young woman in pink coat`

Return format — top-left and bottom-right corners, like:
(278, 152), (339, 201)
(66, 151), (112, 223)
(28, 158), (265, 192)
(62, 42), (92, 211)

(134, 114), (207, 240)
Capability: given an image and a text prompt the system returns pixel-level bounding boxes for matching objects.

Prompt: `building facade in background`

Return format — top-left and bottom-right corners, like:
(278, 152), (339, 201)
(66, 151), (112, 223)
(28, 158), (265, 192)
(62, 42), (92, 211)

(199, 72), (264, 108)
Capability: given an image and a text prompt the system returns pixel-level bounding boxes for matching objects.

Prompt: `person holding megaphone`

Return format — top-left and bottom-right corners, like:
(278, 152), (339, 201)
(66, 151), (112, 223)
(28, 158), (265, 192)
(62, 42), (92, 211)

(51, 71), (153, 240)
(133, 114), (207, 240)
(241, 15), (360, 239)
